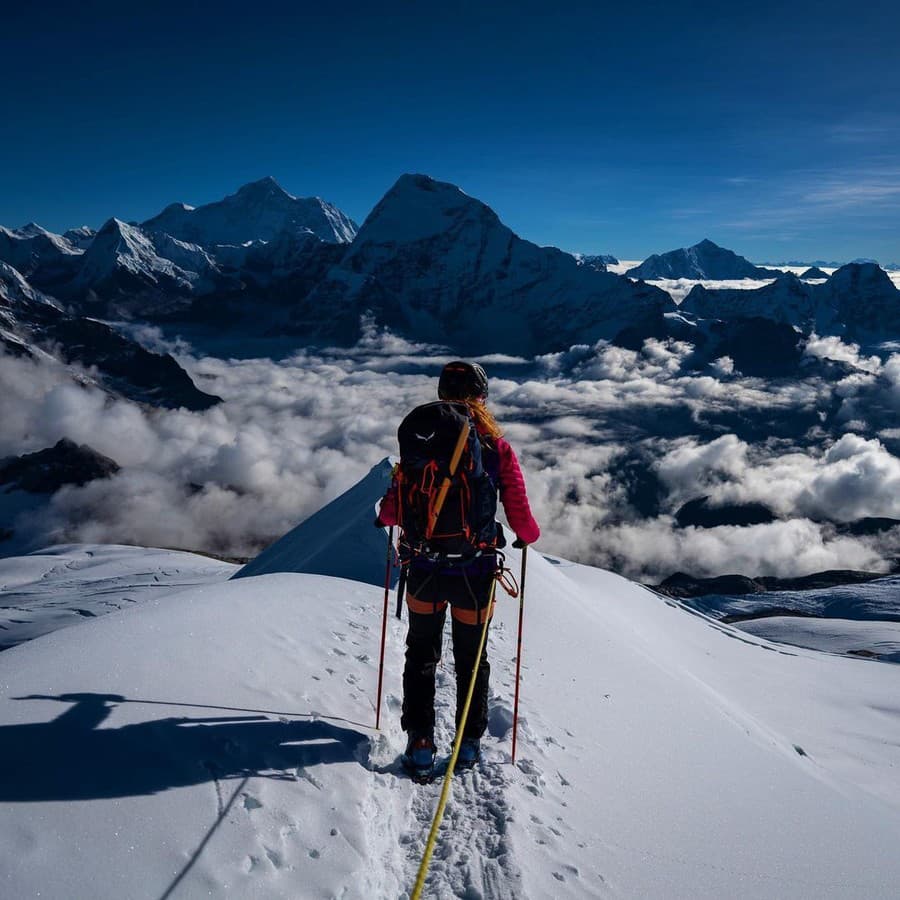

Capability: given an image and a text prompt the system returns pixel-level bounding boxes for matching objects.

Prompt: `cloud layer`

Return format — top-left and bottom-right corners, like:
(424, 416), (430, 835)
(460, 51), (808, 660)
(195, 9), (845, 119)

(3, 323), (900, 582)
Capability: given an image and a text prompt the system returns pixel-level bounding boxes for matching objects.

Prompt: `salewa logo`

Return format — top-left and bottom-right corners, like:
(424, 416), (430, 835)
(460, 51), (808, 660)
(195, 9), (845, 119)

(415, 431), (436, 442)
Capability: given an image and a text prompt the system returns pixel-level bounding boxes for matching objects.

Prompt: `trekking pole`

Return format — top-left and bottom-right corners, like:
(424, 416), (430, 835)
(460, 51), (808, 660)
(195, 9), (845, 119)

(375, 526), (394, 731)
(511, 545), (528, 764)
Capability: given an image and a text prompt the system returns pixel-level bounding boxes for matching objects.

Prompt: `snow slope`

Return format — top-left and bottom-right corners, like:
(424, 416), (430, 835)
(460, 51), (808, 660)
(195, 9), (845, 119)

(2, 535), (900, 898)
(234, 458), (393, 587)
(0, 544), (236, 649)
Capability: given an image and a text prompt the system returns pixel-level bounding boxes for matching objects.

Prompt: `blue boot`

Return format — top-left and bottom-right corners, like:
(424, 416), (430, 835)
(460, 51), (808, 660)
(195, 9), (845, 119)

(401, 732), (436, 780)
(457, 737), (481, 769)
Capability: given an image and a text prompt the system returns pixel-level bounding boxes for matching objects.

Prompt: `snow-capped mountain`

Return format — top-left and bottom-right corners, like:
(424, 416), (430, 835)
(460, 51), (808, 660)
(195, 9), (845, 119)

(680, 263), (900, 340)
(2, 175), (896, 361)
(0, 223), (83, 288)
(65, 217), (229, 316)
(62, 225), (96, 250)
(142, 176), (358, 246)
(627, 238), (777, 280)
(573, 252), (618, 270)
(293, 174), (675, 354)
(0, 180), (359, 322)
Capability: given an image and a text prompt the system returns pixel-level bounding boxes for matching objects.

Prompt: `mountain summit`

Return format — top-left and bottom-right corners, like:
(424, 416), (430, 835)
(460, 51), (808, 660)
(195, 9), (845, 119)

(295, 173), (674, 354)
(627, 239), (775, 280)
(142, 177), (358, 246)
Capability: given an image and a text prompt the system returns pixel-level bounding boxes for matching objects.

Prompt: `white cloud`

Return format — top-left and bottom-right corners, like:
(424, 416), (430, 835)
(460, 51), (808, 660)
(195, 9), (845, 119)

(4, 329), (900, 583)
(805, 334), (882, 373)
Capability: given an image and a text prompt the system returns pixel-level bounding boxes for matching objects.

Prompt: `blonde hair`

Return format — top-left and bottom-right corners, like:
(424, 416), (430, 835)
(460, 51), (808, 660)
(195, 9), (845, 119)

(464, 399), (503, 441)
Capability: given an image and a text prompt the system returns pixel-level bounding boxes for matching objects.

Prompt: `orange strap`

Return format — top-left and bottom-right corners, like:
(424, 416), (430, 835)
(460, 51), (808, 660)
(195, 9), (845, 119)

(426, 421), (470, 539)
(406, 593), (494, 624)
(406, 594), (447, 616)
(450, 602), (495, 625)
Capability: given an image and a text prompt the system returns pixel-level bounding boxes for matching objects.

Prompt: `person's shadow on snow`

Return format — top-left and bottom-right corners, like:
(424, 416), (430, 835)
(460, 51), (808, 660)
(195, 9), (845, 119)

(2, 693), (368, 803)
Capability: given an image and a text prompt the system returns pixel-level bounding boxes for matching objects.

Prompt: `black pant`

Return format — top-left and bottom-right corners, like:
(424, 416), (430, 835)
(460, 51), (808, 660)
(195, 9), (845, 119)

(400, 567), (494, 741)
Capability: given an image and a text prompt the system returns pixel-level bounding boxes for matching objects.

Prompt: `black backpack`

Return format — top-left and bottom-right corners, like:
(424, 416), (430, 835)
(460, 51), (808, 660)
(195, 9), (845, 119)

(396, 401), (502, 559)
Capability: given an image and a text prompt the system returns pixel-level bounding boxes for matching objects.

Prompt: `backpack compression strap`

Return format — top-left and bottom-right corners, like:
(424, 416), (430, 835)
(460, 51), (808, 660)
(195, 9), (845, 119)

(425, 418), (470, 540)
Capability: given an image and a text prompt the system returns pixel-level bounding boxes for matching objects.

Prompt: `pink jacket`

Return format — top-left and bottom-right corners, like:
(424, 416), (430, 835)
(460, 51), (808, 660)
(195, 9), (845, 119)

(378, 435), (540, 545)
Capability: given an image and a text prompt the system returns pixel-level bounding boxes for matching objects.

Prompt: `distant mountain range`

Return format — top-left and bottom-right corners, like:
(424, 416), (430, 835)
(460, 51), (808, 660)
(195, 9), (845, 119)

(2, 174), (898, 387)
(766, 258), (899, 271)
(679, 265), (900, 340)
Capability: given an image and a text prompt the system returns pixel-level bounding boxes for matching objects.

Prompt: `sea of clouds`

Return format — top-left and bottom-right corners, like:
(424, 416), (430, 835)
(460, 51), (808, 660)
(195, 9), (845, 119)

(3, 316), (900, 583)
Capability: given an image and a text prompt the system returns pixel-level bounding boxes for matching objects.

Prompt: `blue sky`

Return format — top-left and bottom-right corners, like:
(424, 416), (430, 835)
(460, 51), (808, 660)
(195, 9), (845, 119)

(1, 0), (898, 261)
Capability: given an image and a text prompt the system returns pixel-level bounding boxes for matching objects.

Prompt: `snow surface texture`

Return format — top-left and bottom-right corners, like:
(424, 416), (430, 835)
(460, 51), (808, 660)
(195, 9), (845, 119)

(684, 575), (900, 662)
(0, 544), (235, 650)
(1, 541), (899, 899)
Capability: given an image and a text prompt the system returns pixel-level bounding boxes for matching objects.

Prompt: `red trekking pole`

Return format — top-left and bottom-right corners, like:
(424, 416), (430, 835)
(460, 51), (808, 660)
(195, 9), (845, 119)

(511, 545), (528, 764)
(375, 526), (394, 730)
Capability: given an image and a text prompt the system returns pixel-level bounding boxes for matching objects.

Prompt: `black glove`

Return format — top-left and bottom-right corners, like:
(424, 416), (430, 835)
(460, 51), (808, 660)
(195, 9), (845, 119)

(512, 537), (528, 549)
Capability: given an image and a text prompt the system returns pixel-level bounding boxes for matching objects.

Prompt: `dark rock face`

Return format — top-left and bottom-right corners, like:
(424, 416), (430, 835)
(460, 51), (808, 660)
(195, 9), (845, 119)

(800, 266), (829, 279)
(42, 318), (222, 411)
(656, 572), (764, 597)
(837, 518), (900, 537)
(1, 263), (220, 411)
(675, 496), (777, 528)
(706, 317), (804, 377)
(607, 450), (666, 518)
(823, 263), (900, 336)
(0, 439), (120, 494)
(655, 568), (885, 598)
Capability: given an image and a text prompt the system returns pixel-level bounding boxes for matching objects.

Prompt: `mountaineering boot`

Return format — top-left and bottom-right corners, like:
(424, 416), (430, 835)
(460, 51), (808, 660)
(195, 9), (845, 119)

(456, 737), (481, 769)
(401, 732), (436, 780)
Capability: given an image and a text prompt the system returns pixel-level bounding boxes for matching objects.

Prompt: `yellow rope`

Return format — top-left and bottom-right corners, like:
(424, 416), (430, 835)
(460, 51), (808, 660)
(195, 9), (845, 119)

(410, 576), (497, 900)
